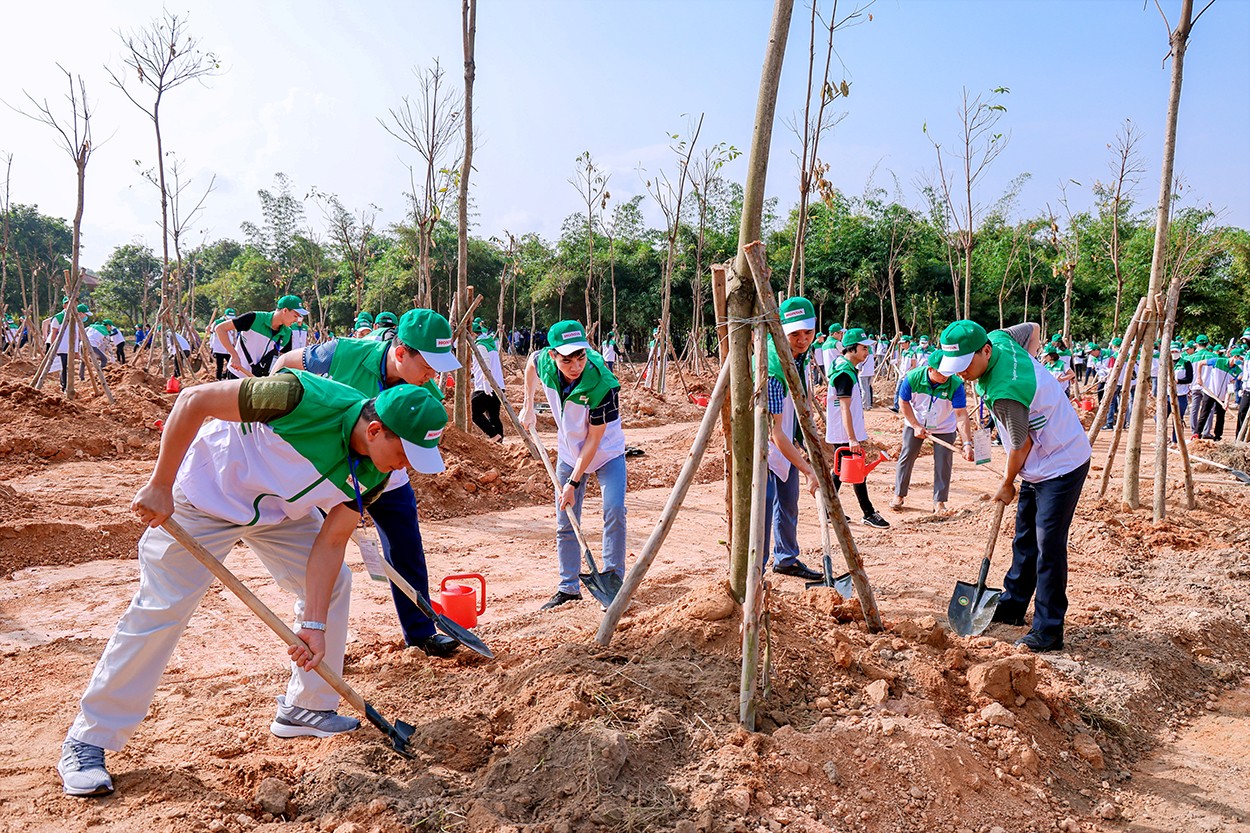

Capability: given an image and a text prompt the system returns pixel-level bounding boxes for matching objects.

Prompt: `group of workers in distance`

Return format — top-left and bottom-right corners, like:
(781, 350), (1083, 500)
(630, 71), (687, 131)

(761, 296), (1091, 663)
(52, 283), (1245, 801)
(57, 293), (628, 800)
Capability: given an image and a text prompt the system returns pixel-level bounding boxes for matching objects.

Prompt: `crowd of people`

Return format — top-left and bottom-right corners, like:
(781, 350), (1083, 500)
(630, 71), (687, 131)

(38, 285), (1250, 799)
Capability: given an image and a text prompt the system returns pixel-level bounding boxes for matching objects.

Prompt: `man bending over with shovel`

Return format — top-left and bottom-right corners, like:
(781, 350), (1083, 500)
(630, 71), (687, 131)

(271, 307), (464, 657)
(938, 320), (1090, 652)
(58, 369), (448, 797)
(520, 320), (627, 611)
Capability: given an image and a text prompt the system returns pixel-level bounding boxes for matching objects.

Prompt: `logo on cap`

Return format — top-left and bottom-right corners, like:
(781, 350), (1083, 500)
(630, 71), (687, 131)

(435, 337), (452, 348)
(942, 343), (960, 353)
(424, 427), (444, 441)
(784, 309), (803, 320)
(563, 331), (581, 340)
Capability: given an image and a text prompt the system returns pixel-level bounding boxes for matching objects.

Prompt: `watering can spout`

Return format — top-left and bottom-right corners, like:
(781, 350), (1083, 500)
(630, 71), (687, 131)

(864, 449), (891, 475)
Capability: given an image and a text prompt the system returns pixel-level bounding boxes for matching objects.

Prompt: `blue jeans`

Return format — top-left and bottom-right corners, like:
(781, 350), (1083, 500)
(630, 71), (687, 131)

(1171, 393), (1189, 443)
(367, 482), (435, 644)
(764, 466), (801, 570)
(1000, 460), (1089, 638)
(556, 455), (627, 595)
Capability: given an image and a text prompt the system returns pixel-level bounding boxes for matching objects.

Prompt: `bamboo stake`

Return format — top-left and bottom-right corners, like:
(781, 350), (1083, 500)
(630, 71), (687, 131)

(1098, 319), (1146, 498)
(739, 323), (770, 729)
(712, 263), (733, 539)
(743, 241), (884, 632)
(1086, 297), (1148, 446)
(596, 359), (731, 646)
(31, 270), (83, 390)
(1168, 363), (1196, 510)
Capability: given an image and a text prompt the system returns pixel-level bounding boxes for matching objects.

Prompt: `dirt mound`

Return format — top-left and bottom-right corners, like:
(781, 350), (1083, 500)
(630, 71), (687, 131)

(410, 426), (549, 520)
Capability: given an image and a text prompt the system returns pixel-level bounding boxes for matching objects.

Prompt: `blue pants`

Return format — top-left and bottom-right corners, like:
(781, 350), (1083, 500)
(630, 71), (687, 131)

(1000, 460), (1089, 638)
(556, 455), (627, 595)
(1171, 393), (1189, 443)
(763, 465), (801, 570)
(367, 482), (435, 644)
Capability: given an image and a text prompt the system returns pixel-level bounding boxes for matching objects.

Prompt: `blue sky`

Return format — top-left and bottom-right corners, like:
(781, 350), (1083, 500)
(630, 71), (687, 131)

(2, 0), (1247, 270)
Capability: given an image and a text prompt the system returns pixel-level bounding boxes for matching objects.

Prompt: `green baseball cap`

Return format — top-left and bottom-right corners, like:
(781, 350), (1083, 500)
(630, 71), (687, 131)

(937, 319), (990, 375)
(779, 297), (817, 334)
(103, 319), (113, 326)
(900, 334), (912, 343)
(472, 317), (488, 334)
(548, 320), (591, 355)
(1231, 346), (1246, 358)
(840, 327), (873, 348)
(917, 334), (930, 344)
(1240, 327), (1250, 340)
(373, 384), (448, 474)
(375, 311), (398, 327)
(357, 311), (374, 325)
(277, 294), (308, 316)
(827, 322), (843, 335)
(1112, 337), (1124, 347)
(397, 308), (460, 372)
(76, 303), (90, 314)
(926, 350), (946, 372)
(1195, 334), (1209, 345)
(225, 308), (237, 317)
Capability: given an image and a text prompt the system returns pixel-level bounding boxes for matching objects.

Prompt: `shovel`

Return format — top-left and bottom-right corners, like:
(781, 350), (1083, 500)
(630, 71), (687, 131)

(928, 434), (1006, 479)
(1169, 448), (1250, 484)
(367, 542), (495, 659)
(161, 518), (415, 758)
(527, 427), (623, 607)
(806, 488), (855, 599)
(947, 501), (1007, 637)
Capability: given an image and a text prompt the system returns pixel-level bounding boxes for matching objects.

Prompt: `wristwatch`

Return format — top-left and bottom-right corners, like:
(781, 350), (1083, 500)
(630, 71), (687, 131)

(299, 620), (327, 632)
(567, 477), (582, 489)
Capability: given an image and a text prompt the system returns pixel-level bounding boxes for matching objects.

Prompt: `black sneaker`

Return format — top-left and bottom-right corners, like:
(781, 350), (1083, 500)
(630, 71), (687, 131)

(540, 590), (582, 611)
(57, 739), (113, 797)
(773, 560), (823, 582)
(1015, 630), (1064, 652)
(411, 633), (460, 658)
(862, 512), (890, 529)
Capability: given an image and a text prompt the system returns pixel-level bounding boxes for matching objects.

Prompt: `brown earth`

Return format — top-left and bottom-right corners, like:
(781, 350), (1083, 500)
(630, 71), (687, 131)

(0, 357), (1248, 833)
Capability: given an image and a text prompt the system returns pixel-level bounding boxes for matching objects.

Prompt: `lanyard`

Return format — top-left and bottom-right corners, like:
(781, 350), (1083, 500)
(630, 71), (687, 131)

(348, 456), (366, 527)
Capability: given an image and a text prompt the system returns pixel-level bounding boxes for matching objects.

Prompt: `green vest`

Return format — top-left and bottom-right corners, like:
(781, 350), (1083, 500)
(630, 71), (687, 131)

(905, 364), (961, 400)
(536, 349), (619, 408)
(974, 330), (1038, 409)
(324, 336), (444, 401)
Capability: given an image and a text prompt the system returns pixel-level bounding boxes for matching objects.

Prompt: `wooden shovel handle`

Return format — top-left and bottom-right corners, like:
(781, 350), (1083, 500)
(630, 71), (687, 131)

(160, 518), (368, 717)
(527, 426), (597, 562)
(928, 433), (1006, 479)
(984, 500), (1007, 561)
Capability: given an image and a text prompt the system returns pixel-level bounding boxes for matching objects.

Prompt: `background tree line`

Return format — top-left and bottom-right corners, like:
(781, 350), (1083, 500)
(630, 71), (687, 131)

(4, 166), (1247, 350)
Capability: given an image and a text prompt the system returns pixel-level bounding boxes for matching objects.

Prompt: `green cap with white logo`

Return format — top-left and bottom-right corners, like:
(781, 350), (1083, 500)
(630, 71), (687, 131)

(840, 327), (873, 348)
(225, 308), (237, 317)
(397, 308), (459, 372)
(547, 320), (591, 355)
(779, 297), (817, 334)
(373, 384), (448, 474)
(277, 294), (308, 316)
(937, 319), (990, 375)
(375, 311), (397, 327)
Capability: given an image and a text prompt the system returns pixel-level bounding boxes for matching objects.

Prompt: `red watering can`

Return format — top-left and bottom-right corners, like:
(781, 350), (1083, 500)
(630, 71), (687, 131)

(432, 573), (487, 629)
(833, 448), (890, 484)
(165, 376), (181, 394)
(688, 392), (709, 407)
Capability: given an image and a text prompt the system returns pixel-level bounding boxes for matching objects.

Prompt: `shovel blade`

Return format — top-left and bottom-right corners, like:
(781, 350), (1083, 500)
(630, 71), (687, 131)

(947, 580), (1003, 637)
(364, 703), (416, 759)
(805, 572), (855, 600)
(432, 613), (495, 659)
(579, 570), (622, 607)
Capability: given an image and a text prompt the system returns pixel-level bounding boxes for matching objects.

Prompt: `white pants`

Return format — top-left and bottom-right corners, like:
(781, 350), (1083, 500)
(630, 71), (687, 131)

(68, 495), (352, 751)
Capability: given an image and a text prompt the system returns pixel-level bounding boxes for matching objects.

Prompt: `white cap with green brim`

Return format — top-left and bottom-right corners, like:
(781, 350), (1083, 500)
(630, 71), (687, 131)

(548, 320), (591, 355)
(937, 319), (990, 375)
(779, 297), (817, 334)
(374, 384), (448, 474)
(398, 308), (460, 373)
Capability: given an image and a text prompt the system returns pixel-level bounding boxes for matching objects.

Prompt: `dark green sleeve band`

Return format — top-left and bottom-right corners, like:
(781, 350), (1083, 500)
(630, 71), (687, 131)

(238, 373), (305, 423)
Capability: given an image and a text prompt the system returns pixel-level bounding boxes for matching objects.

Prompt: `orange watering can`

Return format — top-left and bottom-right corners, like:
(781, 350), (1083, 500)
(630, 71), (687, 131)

(433, 573), (486, 629)
(833, 448), (891, 484)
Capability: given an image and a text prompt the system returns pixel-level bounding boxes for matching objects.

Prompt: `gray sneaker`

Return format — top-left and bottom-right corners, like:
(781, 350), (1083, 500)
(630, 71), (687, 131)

(58, 739), (114, 797)
(270, 695), (360, 739)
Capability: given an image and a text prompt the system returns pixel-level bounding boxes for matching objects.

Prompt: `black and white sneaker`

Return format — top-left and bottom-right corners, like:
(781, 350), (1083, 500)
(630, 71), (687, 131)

(862, 512), (891, 529)
(270, 695), (360, 739)
(540, 590), (583, 611)
(57, 739), (114, 797)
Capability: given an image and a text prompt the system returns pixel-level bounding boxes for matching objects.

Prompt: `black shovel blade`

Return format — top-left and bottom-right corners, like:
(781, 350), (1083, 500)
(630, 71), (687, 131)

(947, 579), (1003, 637)
(1232, 469), (1250, 485)
(364, 702), (415, 759)
(432, 612), (495, 659)
(579, 569), (622, 607)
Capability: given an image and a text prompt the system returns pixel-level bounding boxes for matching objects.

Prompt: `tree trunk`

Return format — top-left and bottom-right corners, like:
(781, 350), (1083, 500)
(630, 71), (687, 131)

(727, 0), (793, 602)
(454, 0), (476, 430)
(1123, 0), (1192, 510)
